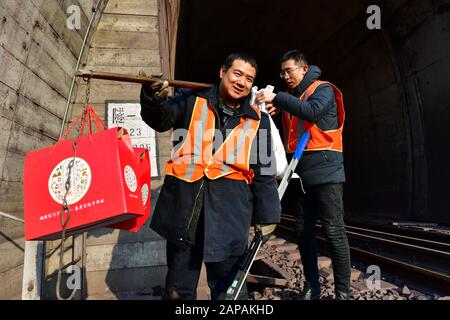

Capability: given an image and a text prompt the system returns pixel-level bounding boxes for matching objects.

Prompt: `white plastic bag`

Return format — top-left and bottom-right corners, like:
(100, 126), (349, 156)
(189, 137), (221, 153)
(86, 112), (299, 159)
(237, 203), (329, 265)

(251, 86), (289, 179)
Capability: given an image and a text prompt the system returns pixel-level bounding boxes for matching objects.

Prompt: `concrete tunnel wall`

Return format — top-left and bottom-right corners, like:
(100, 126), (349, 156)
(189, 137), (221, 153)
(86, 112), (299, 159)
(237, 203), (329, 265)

(175, 0), (450, 225)
(0, 0), (172, 299)
(0, 0), (449, 300)
(1, 0), (104, 299)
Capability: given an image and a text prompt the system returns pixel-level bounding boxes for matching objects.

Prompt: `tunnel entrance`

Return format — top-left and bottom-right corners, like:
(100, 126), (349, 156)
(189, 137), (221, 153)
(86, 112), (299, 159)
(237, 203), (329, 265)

(175, 0), (450, 225)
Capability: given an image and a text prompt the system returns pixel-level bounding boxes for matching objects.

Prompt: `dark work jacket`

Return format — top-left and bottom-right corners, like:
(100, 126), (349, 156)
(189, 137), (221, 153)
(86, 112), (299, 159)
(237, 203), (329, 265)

(140, 85), (281, 262)
(273, 65), (346, 186)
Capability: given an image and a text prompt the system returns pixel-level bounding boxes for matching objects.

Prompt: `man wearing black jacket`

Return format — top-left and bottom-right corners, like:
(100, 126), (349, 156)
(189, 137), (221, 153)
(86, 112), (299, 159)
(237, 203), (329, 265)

(256, 50), (351, 300)
(140, 53), (281, 300)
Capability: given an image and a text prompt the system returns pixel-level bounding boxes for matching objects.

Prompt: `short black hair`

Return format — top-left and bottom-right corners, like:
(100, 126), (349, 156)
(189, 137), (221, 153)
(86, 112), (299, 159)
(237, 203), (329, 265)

(223, 52), (258, 75)
(280, 50), (308, 66)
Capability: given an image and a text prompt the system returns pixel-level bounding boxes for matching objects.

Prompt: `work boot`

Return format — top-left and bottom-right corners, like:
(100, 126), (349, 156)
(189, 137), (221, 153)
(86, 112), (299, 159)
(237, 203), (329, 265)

(300, 282), (321, 300)
(335, 291), (350, 300)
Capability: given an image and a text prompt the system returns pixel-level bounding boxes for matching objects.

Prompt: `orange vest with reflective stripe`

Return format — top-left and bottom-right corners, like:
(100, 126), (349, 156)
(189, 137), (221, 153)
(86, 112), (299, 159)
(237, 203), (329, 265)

(165, 97), (261, 184)
(282, 80), (345, 153)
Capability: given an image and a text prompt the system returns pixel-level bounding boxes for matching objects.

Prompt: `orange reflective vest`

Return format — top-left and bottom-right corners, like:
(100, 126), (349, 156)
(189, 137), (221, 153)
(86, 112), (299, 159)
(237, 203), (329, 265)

(282, 80), (345, 153)
(165, 97), (261, 184)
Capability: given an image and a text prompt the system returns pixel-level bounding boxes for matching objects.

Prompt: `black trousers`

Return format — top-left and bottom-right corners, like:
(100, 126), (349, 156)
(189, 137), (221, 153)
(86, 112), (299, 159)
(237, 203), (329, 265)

(163, 210), (248, 300)
(294, 183), (351, 295)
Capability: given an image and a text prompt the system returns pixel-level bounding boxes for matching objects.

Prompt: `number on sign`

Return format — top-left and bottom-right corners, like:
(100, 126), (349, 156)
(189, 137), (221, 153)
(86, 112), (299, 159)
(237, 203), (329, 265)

(129, 128), (143, 137)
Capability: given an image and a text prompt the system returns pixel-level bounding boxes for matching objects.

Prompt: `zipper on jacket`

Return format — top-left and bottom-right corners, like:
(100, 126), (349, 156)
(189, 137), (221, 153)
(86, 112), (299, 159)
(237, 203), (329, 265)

(179, 101), (244, 244)
(182, 179), (205, 244)
(210, 114), (242, 155)
(223, 114), (242, 131)
(179, 110), (241, 244)
(209, 97), (243, 132)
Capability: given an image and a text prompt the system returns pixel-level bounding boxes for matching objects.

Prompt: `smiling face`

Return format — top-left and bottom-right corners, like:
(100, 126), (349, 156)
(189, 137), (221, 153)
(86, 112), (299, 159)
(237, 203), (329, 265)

(219, 59), (256, 105)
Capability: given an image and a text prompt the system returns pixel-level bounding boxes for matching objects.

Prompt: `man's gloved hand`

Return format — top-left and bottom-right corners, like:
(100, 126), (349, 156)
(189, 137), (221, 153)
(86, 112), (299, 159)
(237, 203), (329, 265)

(141, 72), (169, 103)
(255, 224), (276, 244)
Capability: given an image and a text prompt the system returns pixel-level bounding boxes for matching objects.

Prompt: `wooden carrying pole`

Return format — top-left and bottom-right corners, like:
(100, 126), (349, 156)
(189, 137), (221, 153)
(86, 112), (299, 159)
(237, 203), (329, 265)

(76, 70), (213, 90)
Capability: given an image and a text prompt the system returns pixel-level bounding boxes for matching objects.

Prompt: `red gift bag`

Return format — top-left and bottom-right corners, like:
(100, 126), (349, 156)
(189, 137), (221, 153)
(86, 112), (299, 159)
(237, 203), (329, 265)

(108, 148), (151, 232)
(24, 106), (145, 241)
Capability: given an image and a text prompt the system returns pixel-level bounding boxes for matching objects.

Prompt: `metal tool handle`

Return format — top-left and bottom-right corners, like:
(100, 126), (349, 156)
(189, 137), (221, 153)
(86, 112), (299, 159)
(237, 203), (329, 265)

(277, 131), (311, 200)
(76, 70), (213, 90)
(225, 233), (263, 300)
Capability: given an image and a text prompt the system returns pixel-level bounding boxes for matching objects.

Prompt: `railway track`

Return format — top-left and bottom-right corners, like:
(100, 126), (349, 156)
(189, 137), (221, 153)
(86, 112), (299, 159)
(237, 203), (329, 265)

(276, 214), (450, 296)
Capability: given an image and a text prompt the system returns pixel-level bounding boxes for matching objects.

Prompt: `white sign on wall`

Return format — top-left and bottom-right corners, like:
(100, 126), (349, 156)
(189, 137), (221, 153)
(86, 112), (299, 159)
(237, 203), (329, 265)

(107, 102), (158, 177)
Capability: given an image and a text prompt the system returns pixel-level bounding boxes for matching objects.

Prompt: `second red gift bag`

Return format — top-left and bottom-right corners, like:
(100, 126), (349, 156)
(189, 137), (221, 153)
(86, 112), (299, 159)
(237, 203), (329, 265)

(108, 147), (151, 232)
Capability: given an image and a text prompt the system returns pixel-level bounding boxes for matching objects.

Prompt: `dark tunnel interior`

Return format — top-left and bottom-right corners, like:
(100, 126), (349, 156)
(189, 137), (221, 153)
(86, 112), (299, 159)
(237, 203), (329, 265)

(175, 0), (450, 225)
